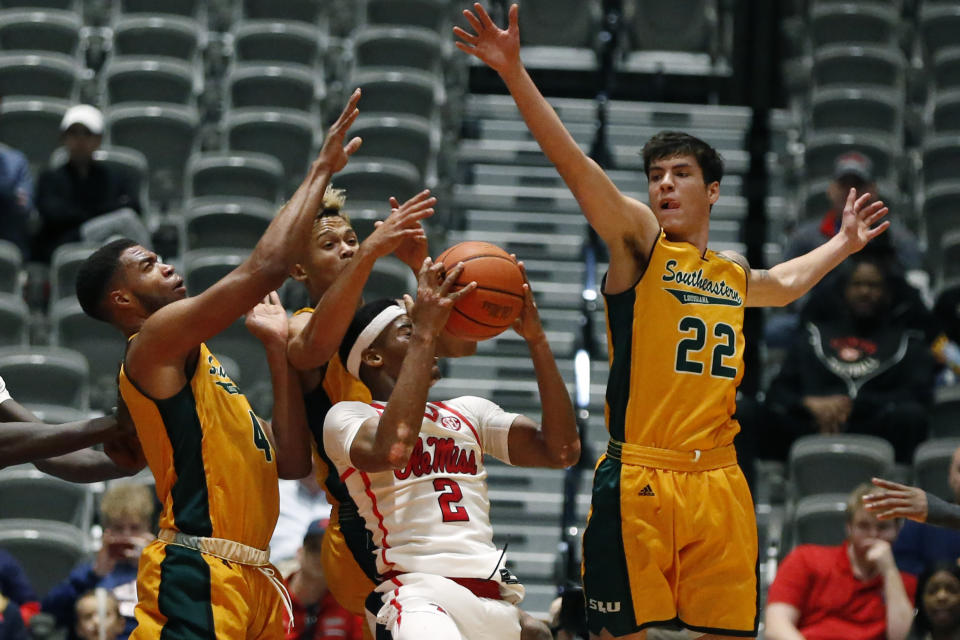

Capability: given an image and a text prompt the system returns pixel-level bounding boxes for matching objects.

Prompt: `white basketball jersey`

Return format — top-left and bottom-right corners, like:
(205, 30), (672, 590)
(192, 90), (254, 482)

(323, 396), (518, 579)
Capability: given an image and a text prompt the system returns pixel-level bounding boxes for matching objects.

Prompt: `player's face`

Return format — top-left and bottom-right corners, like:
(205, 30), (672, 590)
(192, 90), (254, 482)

(923, 570), (960, 631)
(299, 216), (359, 293)
(647, 154), (718, 236)
(375, 314), (441, 386)
(116, 246), (186, 314)
(846, 506), (898, 562)
(844, 262), (887, 319)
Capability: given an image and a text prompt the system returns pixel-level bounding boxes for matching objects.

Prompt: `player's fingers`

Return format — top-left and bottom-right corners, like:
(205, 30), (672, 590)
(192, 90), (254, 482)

(344, 136), (363, 156)
(268, 290), (281, 306)
(449, 280), (478, 301)
(465, 7), (485, 33)
(417, 256), (433, 279)
(864, 205), (888, 226)
(844, 187), (857, 212)
(871, 477), (908, 491)
(438, 262), (464, 292)
(853, 191), (873, 213)
(508, 3), (519, 30)
(455, 41), (477, 56)
(866, 220), (891, 240)
(475, 3), (497, 29)
(453, 25), (478, 43)
(388, 196), (400, 210)
(336, 88), (361, 123)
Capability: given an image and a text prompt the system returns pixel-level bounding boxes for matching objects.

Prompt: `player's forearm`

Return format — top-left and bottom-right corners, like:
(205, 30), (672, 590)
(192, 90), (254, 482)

(265, 343), (311, 479)
(763, 615), (807, 640)
(754, 234), (851, 307)
(34, 449), (133, 482)
(0, 416), (118, 468)
(288, 248), (378, 371)
(882, 567), (913, 640)
(374, 332), (437, 468)
(527, 336), (579, 468)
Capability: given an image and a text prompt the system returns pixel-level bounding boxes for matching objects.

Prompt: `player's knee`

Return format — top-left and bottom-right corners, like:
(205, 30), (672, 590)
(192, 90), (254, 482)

(392, 609), (462, 640)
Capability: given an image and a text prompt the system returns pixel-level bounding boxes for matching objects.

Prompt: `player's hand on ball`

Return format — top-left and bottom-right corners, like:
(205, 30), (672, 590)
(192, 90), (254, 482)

(511, 260), (546, 343)
(413, 257), (476, 337)
(244, 291), (288, 348)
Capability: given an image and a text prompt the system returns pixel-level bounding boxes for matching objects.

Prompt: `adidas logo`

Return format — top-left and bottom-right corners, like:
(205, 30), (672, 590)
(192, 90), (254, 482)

(638, 484), (655, 497)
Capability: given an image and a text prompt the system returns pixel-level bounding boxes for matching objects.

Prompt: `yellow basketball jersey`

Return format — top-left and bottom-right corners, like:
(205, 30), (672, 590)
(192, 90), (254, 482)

(604, 231), (747, 451)
(118, 342), (279, 550)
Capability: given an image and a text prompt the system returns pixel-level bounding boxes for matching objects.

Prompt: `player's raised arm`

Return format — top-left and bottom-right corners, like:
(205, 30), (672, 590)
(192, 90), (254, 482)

(738, 188), (889, 307)
(287, 190), (435, 372)
(503, 264), (579, 468)
(0, 414), (121, 469)
(454, 4), (658, 259)
(130, 91), (364, 369)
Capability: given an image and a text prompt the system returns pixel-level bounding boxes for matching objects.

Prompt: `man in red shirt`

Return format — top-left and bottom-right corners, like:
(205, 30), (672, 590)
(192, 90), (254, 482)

(284, 519), (364, 640)
(765, 483), (916, 640)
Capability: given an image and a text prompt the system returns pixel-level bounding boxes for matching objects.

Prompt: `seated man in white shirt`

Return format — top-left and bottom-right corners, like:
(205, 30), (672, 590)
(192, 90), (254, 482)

(322, 257), (580, 640)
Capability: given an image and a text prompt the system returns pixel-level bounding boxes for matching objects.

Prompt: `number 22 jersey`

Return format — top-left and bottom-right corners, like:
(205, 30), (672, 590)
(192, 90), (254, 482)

(323, 397), (517, 579)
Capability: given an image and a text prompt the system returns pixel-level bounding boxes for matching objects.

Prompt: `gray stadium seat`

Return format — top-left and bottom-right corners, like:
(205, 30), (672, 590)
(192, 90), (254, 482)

(810, 3), (898, 48)
(0, 467), (94, 528)
(49, 242), (92, 302)
(231, 19), (321, 66)
(350, 69), (443, 120)
(0, 8), (81, 56)
(0, 519), (90, 596)
(111, 14), (202, 62)
(622, 0), (721, 75)
(333, 159), (421, 213)
(803, 131), (896, 184)
(791, 493), (848, 548)
(0, 293), (28, 347)
(933, 47), (960, 93)
(515, 0), (600, 71)
(348, 114), (435, 182)
(0, 346), (89, 410)
(940, 229), (960, 283)
(362, 258), (415, 302)
(351, 25), (444, 74)
(0, 0), (79, 9)
(24, 404), (89, 424)
(0, 240), (22, 294)
(0, 52), (78, 100)
(182, 199), (274, 253)
(186, 151), (283, 202)
(227, 62), (319, 113)
(914, 438), (960, 502)
(788, 434), (895, 499)
(182, 249), (244, 295)
(812, 44), (906, 90)
(920, 4), (960, 63)
(225, 108), (315, 194)
(922, 136), (960, 190)
(930, 383), (960, 439)
(932, 90), (960, 134)
(49, 298), (124, 411)
(923, 182), (960, 274)
(242, 0), (322, 23)
(364, 0), (450, 33)
(118, 0), (201, 18)
(809, 87), (902, 137)
(106, 103), (199, 205)
(103, 56), (197, 106)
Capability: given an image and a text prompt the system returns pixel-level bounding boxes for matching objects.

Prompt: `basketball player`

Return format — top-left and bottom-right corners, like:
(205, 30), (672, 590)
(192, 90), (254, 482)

(323, 257), (580, 639)
(72, 91), (365, 639)
(455, 5), (891, 638)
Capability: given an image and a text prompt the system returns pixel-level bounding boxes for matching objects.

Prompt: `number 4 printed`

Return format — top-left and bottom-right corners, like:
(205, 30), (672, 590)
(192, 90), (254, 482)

(249, 411), (273, 462)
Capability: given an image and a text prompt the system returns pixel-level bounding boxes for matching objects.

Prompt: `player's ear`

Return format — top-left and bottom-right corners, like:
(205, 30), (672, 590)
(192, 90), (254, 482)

(706, 180), (720, 205)
(361, 348), (383, 370)
(290, 263), (308, 283)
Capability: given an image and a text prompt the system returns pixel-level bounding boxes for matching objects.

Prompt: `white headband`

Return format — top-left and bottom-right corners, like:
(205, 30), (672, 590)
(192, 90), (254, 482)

(346, 304), (406, 379)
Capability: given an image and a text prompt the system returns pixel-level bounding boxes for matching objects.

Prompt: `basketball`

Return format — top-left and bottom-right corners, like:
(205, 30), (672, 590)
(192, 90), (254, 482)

(435, 241), (525, 340)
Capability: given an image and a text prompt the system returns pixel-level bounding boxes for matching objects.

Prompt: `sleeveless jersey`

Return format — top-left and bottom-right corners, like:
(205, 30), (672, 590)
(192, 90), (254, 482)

(323, 398), (517, 578)
(118, 342), (279, 550)
(604, 231), (747, 451)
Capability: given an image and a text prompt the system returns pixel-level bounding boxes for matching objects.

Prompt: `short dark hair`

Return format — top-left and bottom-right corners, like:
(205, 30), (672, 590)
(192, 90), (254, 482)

(642, 131), (724, 185)
(76, 238), (138, 322)
(338, 298), (402, 370)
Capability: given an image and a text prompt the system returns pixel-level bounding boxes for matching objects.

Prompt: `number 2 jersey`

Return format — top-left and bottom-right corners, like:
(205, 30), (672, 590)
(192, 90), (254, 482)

(605, 231), (748, 451)
(323, 397), (518, 579)
(118, 342), (279, 550)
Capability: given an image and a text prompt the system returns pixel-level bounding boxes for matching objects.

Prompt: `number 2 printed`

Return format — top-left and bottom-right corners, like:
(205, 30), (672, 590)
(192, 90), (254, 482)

(675, 317), (738, 379)
(433, 478), (470, 522)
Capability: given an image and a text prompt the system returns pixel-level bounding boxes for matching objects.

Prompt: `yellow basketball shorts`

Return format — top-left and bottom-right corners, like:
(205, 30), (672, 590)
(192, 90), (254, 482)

(581, 442), (759, 637)
(321, 519), (377, 640)
(130, 540), (285, 639)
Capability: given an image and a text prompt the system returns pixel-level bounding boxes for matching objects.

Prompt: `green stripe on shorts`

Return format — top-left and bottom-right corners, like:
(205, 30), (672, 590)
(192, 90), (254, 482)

(158, 545), (215, 639)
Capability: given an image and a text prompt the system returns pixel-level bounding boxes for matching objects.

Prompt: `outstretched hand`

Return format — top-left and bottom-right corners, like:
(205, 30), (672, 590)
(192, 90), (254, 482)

(511, 259), (546, 343)
(838, 188), (889, 254)
(316, 88), (363, 174)
(454, 3), (521, 75)
(367, 192), (433, 267)
(412, 258), (476, 338)
(245, 291), (288, 348)
(863, 477), (928, 522)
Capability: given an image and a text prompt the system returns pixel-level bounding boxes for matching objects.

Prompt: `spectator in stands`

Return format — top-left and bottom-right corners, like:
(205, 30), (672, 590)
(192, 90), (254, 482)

(33, 105), (145, 263)
(912, 562), (960, 640)
(765, 483), (916, 640)
(752, 253), (936, 463)
(933, 283), (960, 387)
(0, 548), (37, 630)
(891, 446), (960, 576)
(73, 590), (124, 640)
(0, 591), (26, 640)
(0, 137), (33, 259)
(283, 518), (364, 640)
(41, 483), (154, 640)
(270, 468), (331, 567)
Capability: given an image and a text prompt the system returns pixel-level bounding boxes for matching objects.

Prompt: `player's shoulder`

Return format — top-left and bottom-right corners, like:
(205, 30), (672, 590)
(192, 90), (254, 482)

(715, 249), (750, 273)
(435, 396), (499, 415)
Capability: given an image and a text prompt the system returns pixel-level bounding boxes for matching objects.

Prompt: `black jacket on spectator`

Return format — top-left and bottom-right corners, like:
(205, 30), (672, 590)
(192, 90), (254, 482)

(33, 161), (141, 263)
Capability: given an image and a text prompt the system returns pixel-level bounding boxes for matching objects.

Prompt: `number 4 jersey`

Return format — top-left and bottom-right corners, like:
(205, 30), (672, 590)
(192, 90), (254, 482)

(323, 397), (518, 581)
(605, 231), (747, 451)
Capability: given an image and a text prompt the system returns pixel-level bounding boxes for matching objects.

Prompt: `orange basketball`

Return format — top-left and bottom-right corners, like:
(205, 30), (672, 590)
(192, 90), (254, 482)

(436, 241), (525, 340)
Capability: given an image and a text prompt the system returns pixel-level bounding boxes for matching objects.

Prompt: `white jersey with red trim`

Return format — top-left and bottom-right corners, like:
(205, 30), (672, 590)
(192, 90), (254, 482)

(323, 396), (518, 579)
